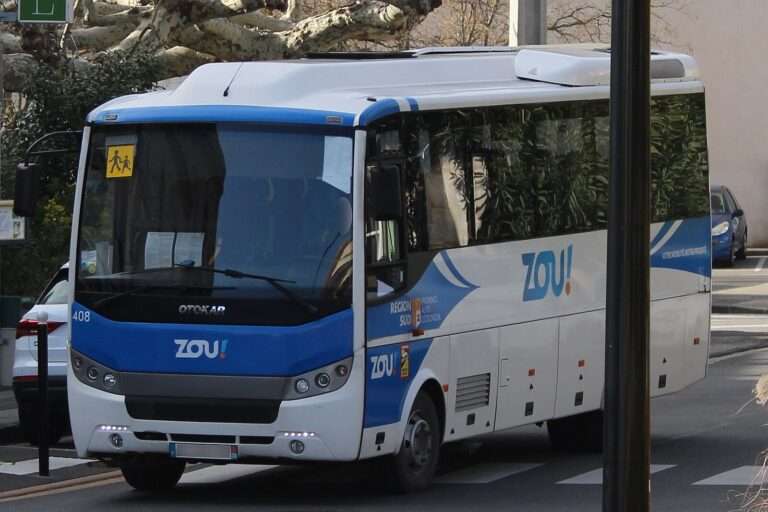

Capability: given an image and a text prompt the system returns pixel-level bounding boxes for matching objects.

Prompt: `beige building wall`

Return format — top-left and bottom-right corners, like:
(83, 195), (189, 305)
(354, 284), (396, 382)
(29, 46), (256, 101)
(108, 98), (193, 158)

(658, 1), (768, 245)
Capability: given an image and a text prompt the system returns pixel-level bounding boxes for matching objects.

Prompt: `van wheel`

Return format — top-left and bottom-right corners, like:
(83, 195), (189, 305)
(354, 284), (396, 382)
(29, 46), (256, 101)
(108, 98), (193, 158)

(382, 392), (441, 493)
(120, 456), (185, 492)
(547, 410), (603, 452)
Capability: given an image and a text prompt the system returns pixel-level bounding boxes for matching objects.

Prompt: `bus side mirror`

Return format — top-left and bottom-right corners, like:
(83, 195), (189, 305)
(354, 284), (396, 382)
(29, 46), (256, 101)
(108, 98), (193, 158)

(733, 208), (744, 218)
(367, 163), (402, 220)
(14, 162), (41, 218)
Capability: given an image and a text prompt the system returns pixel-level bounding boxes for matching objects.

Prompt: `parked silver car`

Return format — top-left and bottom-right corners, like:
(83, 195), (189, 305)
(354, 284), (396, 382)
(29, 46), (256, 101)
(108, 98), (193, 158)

(12, 264), (70, 444)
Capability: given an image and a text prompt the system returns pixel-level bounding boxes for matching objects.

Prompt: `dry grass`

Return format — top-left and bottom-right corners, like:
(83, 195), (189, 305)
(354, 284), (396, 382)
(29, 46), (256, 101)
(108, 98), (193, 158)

(727, 376), (768, 511)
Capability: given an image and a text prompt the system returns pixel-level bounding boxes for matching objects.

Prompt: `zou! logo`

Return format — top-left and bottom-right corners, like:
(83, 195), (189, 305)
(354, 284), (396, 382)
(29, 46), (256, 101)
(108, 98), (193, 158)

(522, 245), (574, 302)
(370, 354), (394, 380)
(174, 339), (229, 359)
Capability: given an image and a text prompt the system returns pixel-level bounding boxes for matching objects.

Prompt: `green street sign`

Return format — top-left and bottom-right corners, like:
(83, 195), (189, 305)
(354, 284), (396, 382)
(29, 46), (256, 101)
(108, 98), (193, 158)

(17, 0), (73, 23)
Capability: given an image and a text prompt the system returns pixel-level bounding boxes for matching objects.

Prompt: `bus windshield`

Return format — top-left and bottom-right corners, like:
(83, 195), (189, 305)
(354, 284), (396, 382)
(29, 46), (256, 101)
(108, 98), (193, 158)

(76, 124), (354, 326)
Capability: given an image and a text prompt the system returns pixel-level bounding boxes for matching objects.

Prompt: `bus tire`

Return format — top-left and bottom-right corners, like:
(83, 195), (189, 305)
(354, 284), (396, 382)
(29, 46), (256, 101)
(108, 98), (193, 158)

(120, 455), (185, 492)
(383, 392), (441, 493)
(547, 410), (603, 453)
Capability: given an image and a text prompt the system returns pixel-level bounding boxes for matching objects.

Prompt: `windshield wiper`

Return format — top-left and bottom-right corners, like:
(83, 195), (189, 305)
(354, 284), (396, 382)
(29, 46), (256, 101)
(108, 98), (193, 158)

(91, 283), (225, 309)
(174, 263), (319, 315)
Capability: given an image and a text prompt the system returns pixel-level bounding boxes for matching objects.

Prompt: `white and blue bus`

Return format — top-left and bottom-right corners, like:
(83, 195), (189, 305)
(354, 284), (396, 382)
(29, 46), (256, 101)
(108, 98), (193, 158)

(49, 46), (710, 492)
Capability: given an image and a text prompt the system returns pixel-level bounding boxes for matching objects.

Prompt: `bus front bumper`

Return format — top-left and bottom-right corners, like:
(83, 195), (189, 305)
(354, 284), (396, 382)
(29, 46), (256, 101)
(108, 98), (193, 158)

(68, 351), (365, 463)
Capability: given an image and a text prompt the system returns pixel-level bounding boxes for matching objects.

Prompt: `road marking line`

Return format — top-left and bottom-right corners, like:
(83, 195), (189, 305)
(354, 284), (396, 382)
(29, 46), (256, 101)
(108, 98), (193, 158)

(711, 325), (768, 330)
(0, 457), (94, 476)
(557, 464), (675, 485)
(693, 465), (766, 486)
(0, 470), (122, 503)
(756, 257), (767, 273)
(710, 347), (768, 364)
(712, 314), (768, 319)
(435, 463), (543, 484)
(179, 464), (277, 485)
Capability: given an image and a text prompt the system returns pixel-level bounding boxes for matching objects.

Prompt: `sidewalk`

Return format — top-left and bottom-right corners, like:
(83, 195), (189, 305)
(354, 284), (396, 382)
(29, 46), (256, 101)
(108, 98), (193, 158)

(0, 387), (19, 444)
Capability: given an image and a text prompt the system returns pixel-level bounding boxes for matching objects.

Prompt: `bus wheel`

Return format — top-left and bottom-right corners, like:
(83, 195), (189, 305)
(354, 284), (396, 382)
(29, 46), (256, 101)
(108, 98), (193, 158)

(547, 410), (603, 453)
(120, 455), (185, 492)
(383, 392), (441, 493)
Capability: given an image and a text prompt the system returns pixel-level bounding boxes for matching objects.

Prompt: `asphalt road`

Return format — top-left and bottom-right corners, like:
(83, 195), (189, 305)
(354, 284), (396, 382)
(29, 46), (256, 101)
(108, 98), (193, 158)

(1, 348), (767, 512)
(713, 252), (768, 314)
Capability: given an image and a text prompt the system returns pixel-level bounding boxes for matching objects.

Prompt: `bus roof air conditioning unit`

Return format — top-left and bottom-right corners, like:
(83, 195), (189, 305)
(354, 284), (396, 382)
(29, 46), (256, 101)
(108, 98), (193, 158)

(514, 47), (699, 86)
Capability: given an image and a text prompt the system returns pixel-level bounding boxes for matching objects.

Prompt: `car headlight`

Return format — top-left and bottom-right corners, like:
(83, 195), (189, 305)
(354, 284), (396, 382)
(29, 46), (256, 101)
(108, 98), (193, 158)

(712, 221), (730, 236)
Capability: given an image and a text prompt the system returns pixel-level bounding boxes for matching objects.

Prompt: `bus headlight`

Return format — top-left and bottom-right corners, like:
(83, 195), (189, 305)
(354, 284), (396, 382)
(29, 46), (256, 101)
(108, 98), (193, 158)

(71, 350), (123, 395)
(712, 221), (729, 236)
(103, 373), (118, 388)
(286, 357), (353, 400)
(295, 379), (310, 394)
(315, 373), (331, 388)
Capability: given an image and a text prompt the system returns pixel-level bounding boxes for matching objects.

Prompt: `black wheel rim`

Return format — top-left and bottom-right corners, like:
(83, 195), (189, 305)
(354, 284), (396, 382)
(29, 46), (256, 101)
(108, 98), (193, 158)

(403, 409), (433, 471)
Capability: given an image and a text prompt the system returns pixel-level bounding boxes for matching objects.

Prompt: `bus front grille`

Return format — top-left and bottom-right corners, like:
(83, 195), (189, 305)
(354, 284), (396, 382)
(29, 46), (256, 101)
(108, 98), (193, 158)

(455, 373), (491, 412)
(126, 396), (281, 424)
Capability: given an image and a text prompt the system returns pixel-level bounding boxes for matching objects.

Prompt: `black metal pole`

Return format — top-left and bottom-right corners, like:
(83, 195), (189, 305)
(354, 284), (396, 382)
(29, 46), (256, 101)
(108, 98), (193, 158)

(603, 0), (651, 511)
(37, 313), (49, 477)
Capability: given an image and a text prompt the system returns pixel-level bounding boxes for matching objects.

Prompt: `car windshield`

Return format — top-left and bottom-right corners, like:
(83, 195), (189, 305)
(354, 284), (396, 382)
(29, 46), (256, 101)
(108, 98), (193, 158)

(76, 124), (354, 325)
(39, 269), (68, 305)
(711, 192), (726, 214)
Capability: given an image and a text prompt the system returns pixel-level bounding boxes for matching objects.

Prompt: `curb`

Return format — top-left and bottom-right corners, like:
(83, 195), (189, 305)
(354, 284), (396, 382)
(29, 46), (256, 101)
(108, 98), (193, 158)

(709, 345), (766, 359)
(0, 470), (123, 503)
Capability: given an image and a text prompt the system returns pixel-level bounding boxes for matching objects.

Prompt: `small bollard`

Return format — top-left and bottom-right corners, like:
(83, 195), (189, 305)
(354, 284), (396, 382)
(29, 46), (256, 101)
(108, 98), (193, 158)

(36, 311), (49, 477)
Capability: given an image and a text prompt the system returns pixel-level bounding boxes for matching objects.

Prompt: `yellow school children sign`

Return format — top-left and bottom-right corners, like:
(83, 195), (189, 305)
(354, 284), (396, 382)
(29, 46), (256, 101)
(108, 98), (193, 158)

(106, 145), (135, 179)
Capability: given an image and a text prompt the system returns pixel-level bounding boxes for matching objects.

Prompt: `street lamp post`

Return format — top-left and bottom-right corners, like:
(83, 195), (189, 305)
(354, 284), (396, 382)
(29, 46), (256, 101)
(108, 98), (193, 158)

(603, 0), (652, 511)
(510, 0), (547, 46)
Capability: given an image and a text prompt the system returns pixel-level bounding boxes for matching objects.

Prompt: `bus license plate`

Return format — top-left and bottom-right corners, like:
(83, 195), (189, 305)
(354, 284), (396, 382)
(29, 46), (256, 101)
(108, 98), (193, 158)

(169, 442), (238, 461)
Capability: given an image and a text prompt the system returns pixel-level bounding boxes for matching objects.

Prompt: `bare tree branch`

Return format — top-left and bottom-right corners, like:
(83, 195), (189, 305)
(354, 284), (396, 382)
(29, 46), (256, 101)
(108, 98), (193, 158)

(285, 1), (407, 55)
(231, 10), (295, 30)
(154, 45), (217, 77)
(71, 23), (136, 51)
(0, 0), (445, 90)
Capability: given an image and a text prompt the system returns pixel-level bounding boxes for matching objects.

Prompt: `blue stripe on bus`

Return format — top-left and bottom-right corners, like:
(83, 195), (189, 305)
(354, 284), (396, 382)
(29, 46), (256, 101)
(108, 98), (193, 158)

(364, 339), (432, 428)
(70, 303), (354, 376)
(650, 221), (673, 248)
(89, 105), (356, 127)
(357, 99), (401, 126)
(650, 216), (711, 278)
(366, 257), (477, 340)
(441, 252), (477, 289)
(406, 97), (419, 112)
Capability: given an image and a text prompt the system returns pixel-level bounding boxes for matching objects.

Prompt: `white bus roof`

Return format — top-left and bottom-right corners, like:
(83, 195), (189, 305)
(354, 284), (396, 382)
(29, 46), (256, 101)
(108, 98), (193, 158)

(88, 46), (703, 129)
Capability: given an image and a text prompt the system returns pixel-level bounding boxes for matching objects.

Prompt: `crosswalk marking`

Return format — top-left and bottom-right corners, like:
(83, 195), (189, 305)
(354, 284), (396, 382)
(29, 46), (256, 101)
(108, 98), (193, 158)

(0, 457), (93, 476)
(179, 464), (277, 485)
(435, 463), (543, 484)
(693, 465), (767, 486)
(557, 464), (675, 485)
